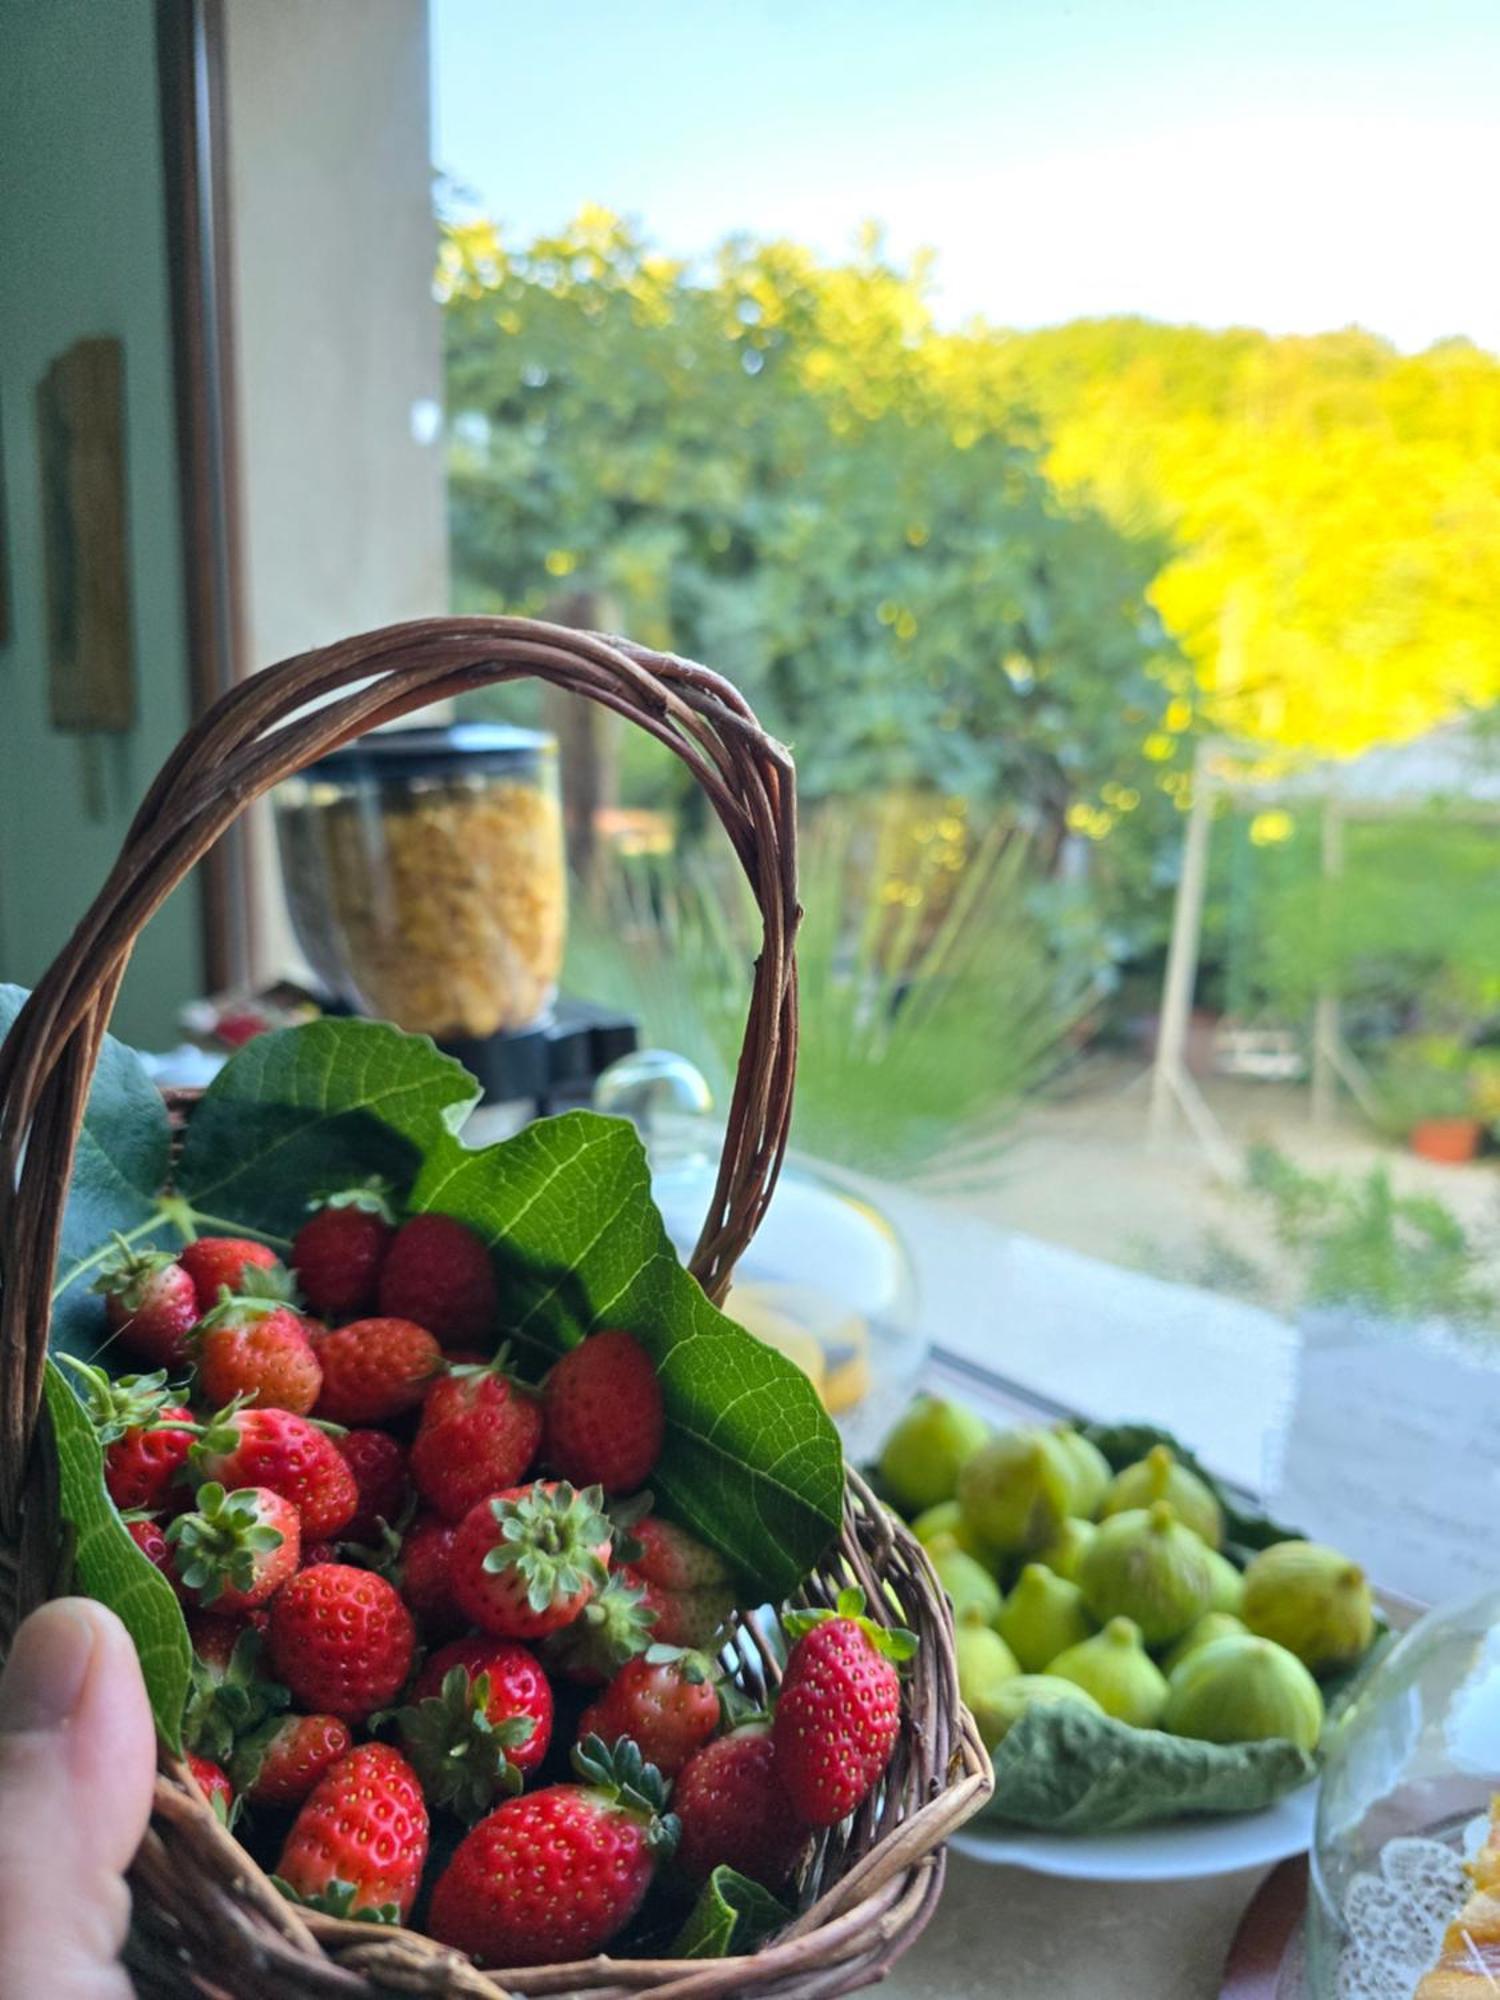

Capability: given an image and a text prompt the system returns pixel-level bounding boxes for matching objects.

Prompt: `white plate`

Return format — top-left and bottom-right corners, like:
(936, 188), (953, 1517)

(950, 1782), (1318, 1882)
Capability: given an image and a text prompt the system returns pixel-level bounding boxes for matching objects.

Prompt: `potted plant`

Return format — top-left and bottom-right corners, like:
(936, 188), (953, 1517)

(1375, 1034), (1484, 1164)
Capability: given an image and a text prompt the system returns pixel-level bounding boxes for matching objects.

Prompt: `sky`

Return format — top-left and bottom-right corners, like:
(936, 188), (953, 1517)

(432, 0), (1500, 353)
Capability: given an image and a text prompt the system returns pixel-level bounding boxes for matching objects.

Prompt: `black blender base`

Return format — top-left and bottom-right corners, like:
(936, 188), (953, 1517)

(437, 997), (638, 1112)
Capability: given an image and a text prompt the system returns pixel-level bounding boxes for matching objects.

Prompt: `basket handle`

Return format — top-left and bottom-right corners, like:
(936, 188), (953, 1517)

(0, 616), (799, 1530)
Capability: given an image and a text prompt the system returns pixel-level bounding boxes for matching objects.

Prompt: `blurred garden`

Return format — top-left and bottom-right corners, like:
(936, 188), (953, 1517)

(438, 206), (1500, 1330)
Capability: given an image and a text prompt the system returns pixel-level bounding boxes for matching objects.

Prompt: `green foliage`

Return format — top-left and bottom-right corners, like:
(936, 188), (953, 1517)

(673, 1867), (791, 1958)
(564, 808), (1084, 1180)
(1244, 1144), (1497, 1327)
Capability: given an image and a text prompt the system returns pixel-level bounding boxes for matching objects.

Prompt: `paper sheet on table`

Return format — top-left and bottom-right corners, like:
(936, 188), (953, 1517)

(1271, 1311), (1500, 1607)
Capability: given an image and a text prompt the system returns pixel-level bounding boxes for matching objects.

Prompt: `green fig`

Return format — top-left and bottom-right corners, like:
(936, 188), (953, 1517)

(973, 1673), (1102, 1748)
(911, 1499), (992, 1562)
(995, 1562), (1095, 1673)
(931, 1542), (1004, 1628)
(1078, 1501), (1215, 1646)
(1047, 1616), (1168, 1728)
(1241, 1541), (1374, 1675)
(1162, 1612), (1249, 1676)
(1101, 1444), (1224, 1549)
(1050, 1426), (1112, 1520)
(1203, 1546), (1245, 1616)
(880, 1396), (991, 1514)
(1035, 1516), (1097, 1583)
(957, 1427), (1074, 1557)
(955, 1624), (1022, 1747)
(1165, 1634), (1324, 1752)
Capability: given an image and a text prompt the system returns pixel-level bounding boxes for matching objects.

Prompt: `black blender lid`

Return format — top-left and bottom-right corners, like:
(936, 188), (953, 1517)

(302, 723), (552, 781)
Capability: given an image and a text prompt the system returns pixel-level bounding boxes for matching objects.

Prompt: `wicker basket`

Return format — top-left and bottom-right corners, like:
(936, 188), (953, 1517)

(0, 618), (992, 1998)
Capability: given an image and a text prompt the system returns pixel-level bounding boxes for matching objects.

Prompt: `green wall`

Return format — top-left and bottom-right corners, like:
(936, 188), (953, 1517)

(0, 0), (201, 1048)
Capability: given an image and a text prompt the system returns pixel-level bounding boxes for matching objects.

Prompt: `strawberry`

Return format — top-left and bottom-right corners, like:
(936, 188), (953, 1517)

(188, 1404), (357, 1540)
(377, 1213), (497, 1347)
(543, 1331), (663, 1493)
(540, 1569), (658, 1686)
(390, 1638), (553, 1821)
(183, 1615), (288, 1765)
(392, 1511), (464, 1635)
(179, 1235), (281, 1312)
(429, 1736), (678, 1967)
(335, 1428), (409, 1541)
(579, 1648), (721, 1777)
(166, 1483), (300, 1612)
(673, 1725), (807, 1888)
(409, 1354), (542, 1522)
(232, 1712), (352, 1808)
(268, 1562), (416, 1720)
(92, 1239), (199, 1369)
(193, 1278), (322, 1417)
(301, 1539), (340, 1567)
(450, 1481), (612, 1640)
(626, 1515), (736, 1649)
(274, 1742), (428, 1924)
(291, 1183), (396, 1320)
(310, 1316), (441, 1425)
(771, 1587), (911, 1828)
(59, 1358), (196, 1513)
(186, 1751), (236, 1826)
(125, 1514), (182, 1593)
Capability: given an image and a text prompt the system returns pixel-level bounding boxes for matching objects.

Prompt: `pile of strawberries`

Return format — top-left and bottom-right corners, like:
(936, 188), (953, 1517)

(72, 1184), (911, 1968)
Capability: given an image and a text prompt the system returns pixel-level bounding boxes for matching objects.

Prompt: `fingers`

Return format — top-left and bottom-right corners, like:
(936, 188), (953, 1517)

(0, 1598), (156, 1999)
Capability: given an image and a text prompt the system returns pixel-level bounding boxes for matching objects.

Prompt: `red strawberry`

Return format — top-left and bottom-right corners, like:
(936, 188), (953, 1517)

(335, 1428), (408, 1541)
(186, 1751), (236, 1825)
(274, 1742), (428, 1923)
(179, 1236), (281, 1312)
(393, 1511), (464, 1635)
(540, 1570), (658, 1686)
(429, 1737), (678, 1966)
(59, 1358), (196, 1513)
(232, 1712), (352, 1808)
(409, 1355), (542, 1522)
(450, 1481), (612, 1641)
(310, 1317), (441, 1425)
(193, 1282), (322, 1417)
(625, 1515), (736, 1649)
(92, 1239), (199, 1369)
(125, 1514), (182, 1593)
(392, 1638), (553, 1821)
(188, 1404), (357, 1540)
(673, 1725), (807, 1888)
(544, 1331), (663, 1493)
(180, 1232), (282, 1312)
(579, 1649), (721, 1777)
(291, 1184), (396, 1319)
(182, 1614), (287, 1764)
(377, 1213), (497, 1347)
(166, 1483), (300, 1612)
(771, 1588), (910, 1828)
(268, 1563), (415, 1720)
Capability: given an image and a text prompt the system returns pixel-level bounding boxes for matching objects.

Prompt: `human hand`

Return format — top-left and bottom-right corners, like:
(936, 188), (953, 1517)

(0, 1598), (156, 1998)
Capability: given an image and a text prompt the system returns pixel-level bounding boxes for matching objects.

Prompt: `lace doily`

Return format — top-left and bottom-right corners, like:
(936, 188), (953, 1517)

(1334, 1823), (1488, 1999)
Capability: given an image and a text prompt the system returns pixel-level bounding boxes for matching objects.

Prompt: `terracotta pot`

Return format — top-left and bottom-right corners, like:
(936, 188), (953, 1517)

(1409, 1116), (1483, 1164)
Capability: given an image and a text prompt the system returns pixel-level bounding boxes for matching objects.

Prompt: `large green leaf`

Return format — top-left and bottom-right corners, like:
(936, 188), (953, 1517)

(43, 1358), (192, 1749)
(0, 985), (174, 1356)
(174, 1019), (480, 1238)
(412, 1113), (844, 1599)
(672, 1867), (790, 1958)
(982, 1701), (1315, 1833)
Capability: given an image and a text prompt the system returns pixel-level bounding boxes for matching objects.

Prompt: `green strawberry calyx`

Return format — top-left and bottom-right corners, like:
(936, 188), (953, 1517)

(382, 1666), (535, 1823)
(782, 1585), (919, 1664)
(184, 1627), (289, 1765)
(192, 1270), (301, 1338)
(308, 1177), (397, 1224)
(481, 1481), (611, 1614)
(541, 1570), (657, 1680)
(90, 1233), (183, 1310)
(444, 1341), (534, 1396)
(55, 1355), (190, 1445)
(571, 1733), (681, 1857)
(269, 1876), (400, 1926)
(641, 1643), (715, 1685)
(166, 1483), (286, 1605)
